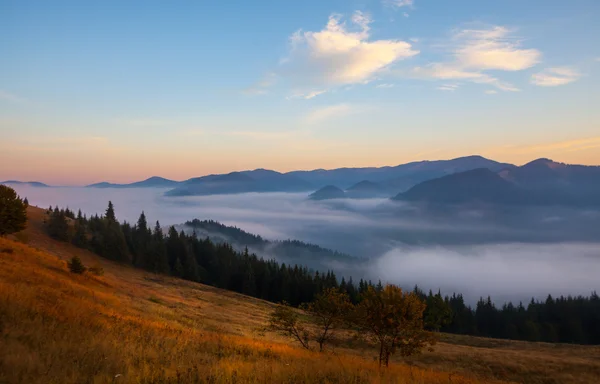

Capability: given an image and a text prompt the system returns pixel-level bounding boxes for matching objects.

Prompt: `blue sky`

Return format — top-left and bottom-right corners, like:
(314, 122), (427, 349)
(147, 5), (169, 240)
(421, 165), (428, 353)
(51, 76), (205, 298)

(1, 0), (599, 184)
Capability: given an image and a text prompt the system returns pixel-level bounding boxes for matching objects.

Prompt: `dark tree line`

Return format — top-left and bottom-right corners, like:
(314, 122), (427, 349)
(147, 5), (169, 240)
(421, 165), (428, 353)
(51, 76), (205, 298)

(46, 201), (600, 345)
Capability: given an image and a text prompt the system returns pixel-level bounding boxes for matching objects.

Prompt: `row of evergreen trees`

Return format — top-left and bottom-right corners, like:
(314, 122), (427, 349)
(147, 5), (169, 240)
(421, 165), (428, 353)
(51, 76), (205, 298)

(46, 202), (600, 345)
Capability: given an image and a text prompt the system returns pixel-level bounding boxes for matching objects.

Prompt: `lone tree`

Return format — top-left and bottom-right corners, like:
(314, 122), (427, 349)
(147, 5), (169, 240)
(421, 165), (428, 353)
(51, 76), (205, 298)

(0, 185), (27, 236)
(269, 301), (311, 350)
(301, 288), (353, 352)
(356, 284), (436, 367)
(67, 255), (86, 274)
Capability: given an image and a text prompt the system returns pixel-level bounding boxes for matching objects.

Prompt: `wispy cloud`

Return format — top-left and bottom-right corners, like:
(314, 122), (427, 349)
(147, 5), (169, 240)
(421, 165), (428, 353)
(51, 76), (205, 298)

(305, 104), (353, 124)
(437, 83), (460, 92)
(281, 11), (418, 90)
(0, 90), (26, 103)
(453, 27), (541, 71)
(376, 83), (395, 88)
(531, 67), (581, 87)
(243, 72), (278, 95)
(489, 137), (600, 156)
(287, 89), (327, 100)
(385, 0), (414, 8)
(485, 90), (498, 95)
(411, 26), (540, 92)
(412, 63), (520, 91)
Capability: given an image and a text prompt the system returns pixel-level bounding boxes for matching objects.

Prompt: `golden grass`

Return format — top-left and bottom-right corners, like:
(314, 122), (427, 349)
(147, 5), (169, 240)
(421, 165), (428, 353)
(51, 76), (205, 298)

(0, 206), (598, 383)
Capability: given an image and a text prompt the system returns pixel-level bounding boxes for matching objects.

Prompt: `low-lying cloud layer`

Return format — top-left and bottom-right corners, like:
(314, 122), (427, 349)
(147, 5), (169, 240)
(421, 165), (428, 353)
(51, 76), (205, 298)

(12, 185), (600, 304)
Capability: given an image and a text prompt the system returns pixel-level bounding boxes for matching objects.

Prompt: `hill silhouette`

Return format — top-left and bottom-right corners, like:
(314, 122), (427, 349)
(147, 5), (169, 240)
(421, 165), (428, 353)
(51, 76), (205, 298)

(1, 180), (49, 187)
(309, 185), (346, 200)
(395, 168), (534, 205)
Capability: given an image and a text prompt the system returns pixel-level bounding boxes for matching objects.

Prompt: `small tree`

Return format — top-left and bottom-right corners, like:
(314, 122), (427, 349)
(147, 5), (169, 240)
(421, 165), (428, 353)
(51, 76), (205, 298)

(301, 288), (353, 352)
(356, 285), (436, 367)
(269, 301), (311, 350)
(0, 185), (27, 236)
(68, 255), (87, 274)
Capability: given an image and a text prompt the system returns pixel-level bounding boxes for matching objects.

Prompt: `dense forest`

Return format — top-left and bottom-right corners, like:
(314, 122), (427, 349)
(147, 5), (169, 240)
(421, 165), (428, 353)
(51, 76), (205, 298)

(46, 202), (600, 345)
(184, 219), (355, 265)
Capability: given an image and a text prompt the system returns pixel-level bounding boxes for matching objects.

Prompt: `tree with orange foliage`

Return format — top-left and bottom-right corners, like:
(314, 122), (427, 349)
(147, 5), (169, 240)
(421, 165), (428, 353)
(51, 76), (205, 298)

(301, 288), (353, 352)
(356, 284), (436, 367)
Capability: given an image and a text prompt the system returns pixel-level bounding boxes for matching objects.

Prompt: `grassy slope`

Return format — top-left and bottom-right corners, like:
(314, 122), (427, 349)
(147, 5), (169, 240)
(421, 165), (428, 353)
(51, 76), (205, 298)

(0, 207), (597, 384)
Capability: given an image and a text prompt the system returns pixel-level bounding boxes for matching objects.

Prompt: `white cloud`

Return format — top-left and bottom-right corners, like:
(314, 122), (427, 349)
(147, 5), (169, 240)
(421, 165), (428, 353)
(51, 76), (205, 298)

(403, 12), (410, 18)
(453, 27), (541, 71)
(287, 89), (327, 100)
(437, 83), (460, 92)
(283, 12), (418, 88)
(386, 0), (414, 8)
(376, 83), (395, 88)
(412, 63), (520, 91)
(485, 90), (498, 95)
(531, 67), (581, 87)
(410, 26), (538, 92)
(0, 90), (25, 103)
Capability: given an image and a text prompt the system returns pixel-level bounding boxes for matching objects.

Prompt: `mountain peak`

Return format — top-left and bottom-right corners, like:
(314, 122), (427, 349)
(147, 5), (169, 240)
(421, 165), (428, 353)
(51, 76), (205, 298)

(309, 185), (346, 200)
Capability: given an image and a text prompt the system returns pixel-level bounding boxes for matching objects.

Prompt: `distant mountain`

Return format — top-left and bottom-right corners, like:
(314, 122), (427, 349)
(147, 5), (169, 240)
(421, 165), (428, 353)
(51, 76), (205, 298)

(1, 180), (49, 187)
(394, 162), (600, 207)
(182, 219), (356, 268)
(289, 155), (516, 193)
(394, 168), (536, 205)
(345, 180), (391, 198)
(499, 158), (600, 205)
(87, 176), (180, 189)
(166, 169), (313, 196)
(309, 185), (346, 200)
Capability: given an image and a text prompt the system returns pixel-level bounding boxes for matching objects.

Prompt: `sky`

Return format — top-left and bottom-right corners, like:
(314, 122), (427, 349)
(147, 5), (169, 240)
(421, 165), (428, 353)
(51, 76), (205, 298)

(1, 0), (599, 185)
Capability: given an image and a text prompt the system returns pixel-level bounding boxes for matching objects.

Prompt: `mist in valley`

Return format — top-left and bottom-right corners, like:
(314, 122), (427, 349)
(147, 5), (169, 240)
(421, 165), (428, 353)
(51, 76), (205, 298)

(11, 184), (600, 304)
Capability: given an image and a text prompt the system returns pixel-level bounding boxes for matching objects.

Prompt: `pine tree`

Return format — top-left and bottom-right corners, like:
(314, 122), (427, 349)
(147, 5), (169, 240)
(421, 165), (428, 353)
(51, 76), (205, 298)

(0, 185), (28, 236)
(72, 216), (88, 248)
(47, 208), (69, 241)
(149, 221), (170, 274)
(105, 201), (116, 222)
(67, 255), (86, 274)
(242, 260), (257, 296)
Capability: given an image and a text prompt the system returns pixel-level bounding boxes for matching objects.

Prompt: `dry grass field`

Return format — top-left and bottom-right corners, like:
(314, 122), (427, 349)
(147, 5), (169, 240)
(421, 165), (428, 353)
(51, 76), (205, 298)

(0, 206), (599, 383)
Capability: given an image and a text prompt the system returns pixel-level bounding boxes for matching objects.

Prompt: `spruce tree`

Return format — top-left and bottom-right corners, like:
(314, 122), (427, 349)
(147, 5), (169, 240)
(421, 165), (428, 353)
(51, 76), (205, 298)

(68, 255), (86, 274)
(47, 208), (69, 241)
(149, 221), (170, 274)
(0, 185), (27, 236)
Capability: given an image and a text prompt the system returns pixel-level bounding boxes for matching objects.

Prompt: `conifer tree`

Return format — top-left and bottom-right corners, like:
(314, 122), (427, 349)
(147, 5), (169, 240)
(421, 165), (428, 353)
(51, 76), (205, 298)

(68, 255), (86, 274)
(0, 185), (27, 236)
(47, 208), (69, 241)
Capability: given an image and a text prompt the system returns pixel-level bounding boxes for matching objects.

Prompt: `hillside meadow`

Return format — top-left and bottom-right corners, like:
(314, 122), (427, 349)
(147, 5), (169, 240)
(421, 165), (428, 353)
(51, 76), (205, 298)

(0, 207), (599, 383)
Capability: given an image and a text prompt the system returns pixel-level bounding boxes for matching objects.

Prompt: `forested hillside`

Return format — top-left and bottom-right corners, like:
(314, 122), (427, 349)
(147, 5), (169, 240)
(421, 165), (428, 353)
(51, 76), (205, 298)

(43, 201), (600, 345)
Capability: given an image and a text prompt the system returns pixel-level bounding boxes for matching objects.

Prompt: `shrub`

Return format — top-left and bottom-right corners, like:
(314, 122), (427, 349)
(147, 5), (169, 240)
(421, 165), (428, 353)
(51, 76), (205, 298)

(67, 255), (87, 274)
